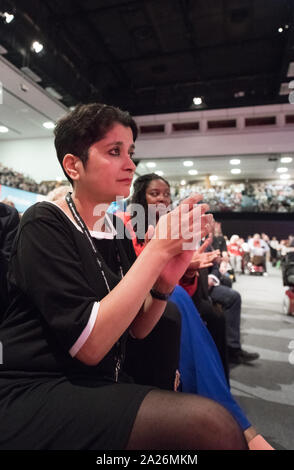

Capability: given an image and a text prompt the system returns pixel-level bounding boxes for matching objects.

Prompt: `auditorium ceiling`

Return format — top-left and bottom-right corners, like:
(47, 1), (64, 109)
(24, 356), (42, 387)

(0, 0), (293, 184)
(0, 0), (294, 116)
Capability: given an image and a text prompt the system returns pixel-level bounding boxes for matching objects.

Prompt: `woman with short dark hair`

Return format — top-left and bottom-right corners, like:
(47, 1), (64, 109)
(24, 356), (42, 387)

(0, 103), (247, 450)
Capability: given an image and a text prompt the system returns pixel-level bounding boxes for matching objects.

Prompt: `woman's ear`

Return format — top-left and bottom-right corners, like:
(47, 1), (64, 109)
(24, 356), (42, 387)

(62, 154), (82, 182)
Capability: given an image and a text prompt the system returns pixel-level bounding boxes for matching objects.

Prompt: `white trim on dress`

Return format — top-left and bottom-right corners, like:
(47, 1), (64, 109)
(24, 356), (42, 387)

(69, 301), (100, 357)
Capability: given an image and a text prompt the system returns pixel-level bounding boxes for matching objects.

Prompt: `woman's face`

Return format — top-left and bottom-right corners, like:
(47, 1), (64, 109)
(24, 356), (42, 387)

(145, 179), (171, 210)
(76, 123), (136, 203)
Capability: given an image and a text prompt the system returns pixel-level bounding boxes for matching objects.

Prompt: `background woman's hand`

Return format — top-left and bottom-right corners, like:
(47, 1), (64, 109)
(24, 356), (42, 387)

(186, 237), (220, 272)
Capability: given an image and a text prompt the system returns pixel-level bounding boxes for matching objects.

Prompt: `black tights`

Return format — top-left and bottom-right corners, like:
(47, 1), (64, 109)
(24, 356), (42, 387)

(126, 390), (248, 450)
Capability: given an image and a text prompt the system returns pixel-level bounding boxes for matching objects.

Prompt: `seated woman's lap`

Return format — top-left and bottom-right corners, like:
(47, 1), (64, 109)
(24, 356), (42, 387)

(0, 378), (152, 450)
(0, 378), (247, 450)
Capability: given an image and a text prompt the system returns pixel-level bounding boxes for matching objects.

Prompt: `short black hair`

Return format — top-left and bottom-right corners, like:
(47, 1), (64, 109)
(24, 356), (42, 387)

(54, 103), (138, 184)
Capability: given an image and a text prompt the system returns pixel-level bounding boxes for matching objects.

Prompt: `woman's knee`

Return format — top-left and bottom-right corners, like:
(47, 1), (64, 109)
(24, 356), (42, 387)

(126, 390), (248, 450)
(187, 395), (248, 450)
(210, 401), (248, 450)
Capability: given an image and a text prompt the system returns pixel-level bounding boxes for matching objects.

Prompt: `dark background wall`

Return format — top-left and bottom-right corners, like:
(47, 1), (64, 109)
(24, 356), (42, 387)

(212, 212), (294, 240)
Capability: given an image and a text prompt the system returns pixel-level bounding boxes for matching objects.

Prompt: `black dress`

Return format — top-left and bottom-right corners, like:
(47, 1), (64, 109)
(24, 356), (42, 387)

(0, 202), (154, 450)
(0, 202), (20, 321)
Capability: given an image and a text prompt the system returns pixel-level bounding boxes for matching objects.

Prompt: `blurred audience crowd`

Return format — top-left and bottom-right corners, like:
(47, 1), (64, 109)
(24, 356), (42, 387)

(0, 163), (58, 195)
(220, 231), (294, 275)
(172, 181), (294, 212)
(1, 162), (294, 212)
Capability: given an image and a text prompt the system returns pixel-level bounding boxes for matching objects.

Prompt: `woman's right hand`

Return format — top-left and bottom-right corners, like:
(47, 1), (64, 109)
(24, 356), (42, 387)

(150, 193), (212, 258)
(144, 194), (213, 286)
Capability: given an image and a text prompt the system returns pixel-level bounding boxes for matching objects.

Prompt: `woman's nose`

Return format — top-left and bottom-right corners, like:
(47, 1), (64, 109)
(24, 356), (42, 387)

(157, 195), (168, 205)
(124, 154), (136, 172)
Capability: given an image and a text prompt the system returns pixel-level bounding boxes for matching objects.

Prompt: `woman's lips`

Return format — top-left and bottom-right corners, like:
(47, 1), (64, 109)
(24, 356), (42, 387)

(117, 178), (133, 184)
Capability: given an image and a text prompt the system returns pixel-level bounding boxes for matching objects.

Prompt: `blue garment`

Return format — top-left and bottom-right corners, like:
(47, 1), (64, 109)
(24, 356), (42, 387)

(107, 199), (128, 214)
(170, 285), (251, 431)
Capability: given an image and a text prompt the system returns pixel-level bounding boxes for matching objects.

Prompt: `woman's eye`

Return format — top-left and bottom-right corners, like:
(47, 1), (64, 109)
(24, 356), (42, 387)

(129, 151), (135, 159)
(109, 147), (120, 156)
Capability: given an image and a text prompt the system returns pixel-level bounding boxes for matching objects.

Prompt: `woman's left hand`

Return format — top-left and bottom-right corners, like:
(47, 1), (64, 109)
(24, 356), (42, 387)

(147, 215), (214, 288)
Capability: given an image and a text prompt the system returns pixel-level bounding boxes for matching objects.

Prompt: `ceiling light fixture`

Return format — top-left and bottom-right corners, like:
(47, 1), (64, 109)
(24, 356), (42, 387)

(21, 66), (42, 83)
(193, 97), (202, 105)
(155, 170), (164, 176)
(183, 161), (193, 167)
(278, 27), (283, 33)
(276, 167), (288, 173)
(209, 175), (218, 182)
(180, 179), (186, 185)
(230, 159), (241, 165)
(287, 62), (294, 78)
(188, 169), (198, 175)
(280, 174), (290, 180)
(0, 125), (9, 133)
(146, 162), (156, 168)
(231, 168), (241, 174)
(45, 86), (63, 100)
(42, 121), (55, 129)
(280, 157), (293, 163)
(234, 91), (245, 98)
(1, 12), (14, 24)
(32, 41), (44, 54)
(279, 82), (291, 95)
